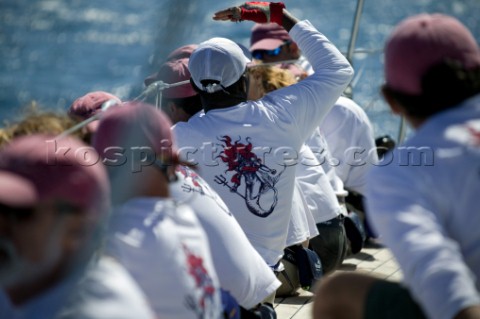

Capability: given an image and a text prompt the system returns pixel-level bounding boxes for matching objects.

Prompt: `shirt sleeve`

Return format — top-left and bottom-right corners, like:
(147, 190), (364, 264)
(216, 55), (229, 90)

(263, 20), (354, 143)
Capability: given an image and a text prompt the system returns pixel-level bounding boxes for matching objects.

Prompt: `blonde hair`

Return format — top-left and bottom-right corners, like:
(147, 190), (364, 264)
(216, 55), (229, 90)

(1, 102), (85, 146)
(0, 129), (9, 147)
(248, 65), (298, 94)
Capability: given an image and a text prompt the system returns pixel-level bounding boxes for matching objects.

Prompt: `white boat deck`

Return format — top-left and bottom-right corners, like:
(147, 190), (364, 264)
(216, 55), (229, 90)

(274, 240), (403, 319)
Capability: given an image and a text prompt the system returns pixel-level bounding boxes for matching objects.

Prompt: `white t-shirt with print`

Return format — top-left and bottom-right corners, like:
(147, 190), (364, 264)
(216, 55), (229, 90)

(173, 20), (353, 266)
(170, 166), (280, 309)
(105, 198), (223, 319)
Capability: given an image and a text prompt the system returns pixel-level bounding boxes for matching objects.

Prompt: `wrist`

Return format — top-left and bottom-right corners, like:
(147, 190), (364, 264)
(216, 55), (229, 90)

(281, 9), (299, 32)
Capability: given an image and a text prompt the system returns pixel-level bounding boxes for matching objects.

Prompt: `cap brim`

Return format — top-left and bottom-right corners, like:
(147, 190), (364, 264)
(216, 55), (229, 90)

(0, 171), (38, 207)
(236, 42), (253, 61)
(250, 38), (285, 52)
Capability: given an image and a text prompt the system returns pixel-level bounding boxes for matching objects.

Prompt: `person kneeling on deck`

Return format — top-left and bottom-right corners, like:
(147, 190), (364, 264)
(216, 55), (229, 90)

(172, 4), (353, 307)
(247, 65), (347, 297)
(93, 102), (228, 319)
(145, 46), (284, 317)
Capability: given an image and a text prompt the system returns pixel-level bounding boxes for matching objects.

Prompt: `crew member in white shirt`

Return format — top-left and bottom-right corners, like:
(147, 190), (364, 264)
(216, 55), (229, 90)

(313, 13), (480, 319)
(320, 96), (379, 241)
(93, 102), (224, 319)
(148, 48), (283, 316)
(248, 20), (377, 201)
(320, 96), (378, 196)
(0, 134), (155, 319)
(172, 3), (353, 271)
(171, 166), (281, 316)
(247, 64), (348, 294)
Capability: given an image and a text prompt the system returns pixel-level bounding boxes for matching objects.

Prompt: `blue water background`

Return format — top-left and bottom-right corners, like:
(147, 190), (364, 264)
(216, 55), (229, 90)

(1, 0), (479, 140)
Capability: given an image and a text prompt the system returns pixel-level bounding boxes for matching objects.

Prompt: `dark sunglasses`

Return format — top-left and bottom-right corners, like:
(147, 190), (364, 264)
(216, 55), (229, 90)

(251, 41), (291, 60)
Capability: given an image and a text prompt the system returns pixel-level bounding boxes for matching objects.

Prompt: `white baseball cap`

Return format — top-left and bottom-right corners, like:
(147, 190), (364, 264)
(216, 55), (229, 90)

(189, 37), (251, 93)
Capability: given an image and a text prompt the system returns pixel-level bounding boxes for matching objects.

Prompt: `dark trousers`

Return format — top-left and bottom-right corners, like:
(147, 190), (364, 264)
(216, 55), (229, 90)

(308, 215), (348, 275)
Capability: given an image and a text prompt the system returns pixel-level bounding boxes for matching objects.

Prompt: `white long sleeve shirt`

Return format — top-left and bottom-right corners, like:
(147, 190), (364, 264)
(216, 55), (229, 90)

(173, 20), (353, 266)
(366, 95), (480, 319)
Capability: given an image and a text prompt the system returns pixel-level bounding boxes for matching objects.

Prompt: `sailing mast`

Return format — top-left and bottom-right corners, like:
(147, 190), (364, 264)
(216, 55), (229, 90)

(346, 0), (407, 144)
(344, 0), (365, 99)
(346, 0), (365, 65)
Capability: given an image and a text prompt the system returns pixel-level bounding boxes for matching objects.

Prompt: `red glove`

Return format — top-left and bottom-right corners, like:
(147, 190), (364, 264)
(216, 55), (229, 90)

(238, 2), (285, 25)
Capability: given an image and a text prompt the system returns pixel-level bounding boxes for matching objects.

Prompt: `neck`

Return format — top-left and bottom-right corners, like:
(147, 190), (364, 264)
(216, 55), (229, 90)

(201, 91), (247, 113)
(407, 116), (426, 129)
(202, 98), (246, 113)
(112, 167), (170, 206)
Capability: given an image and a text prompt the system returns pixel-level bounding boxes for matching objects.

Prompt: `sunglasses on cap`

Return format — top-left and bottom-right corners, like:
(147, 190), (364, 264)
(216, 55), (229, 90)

(251, 41), (292, 60)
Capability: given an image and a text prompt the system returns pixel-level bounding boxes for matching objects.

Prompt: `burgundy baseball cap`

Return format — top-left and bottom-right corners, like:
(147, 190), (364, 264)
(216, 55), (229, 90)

(144, 58), (197, 98)
(250, 23), (292, 52)
(0, 134), (110, 214)
(143, 44), (199, 96)
(385, 13), (480, 95)
(92, 101), (177, 164)
(69, 91), (122, 133)
(167, 44), (198, 60)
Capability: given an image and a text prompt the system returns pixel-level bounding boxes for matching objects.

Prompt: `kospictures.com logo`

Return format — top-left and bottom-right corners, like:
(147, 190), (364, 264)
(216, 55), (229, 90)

(45, 139), (434, 171)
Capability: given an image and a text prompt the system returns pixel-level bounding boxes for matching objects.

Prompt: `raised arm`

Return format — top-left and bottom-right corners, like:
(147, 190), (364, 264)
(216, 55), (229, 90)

(213, 2), (298, 31)
(213, 2), (354, 141)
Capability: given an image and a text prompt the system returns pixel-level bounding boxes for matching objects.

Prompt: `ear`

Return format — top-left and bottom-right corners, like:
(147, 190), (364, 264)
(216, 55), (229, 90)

(288, 41), (300, 54)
